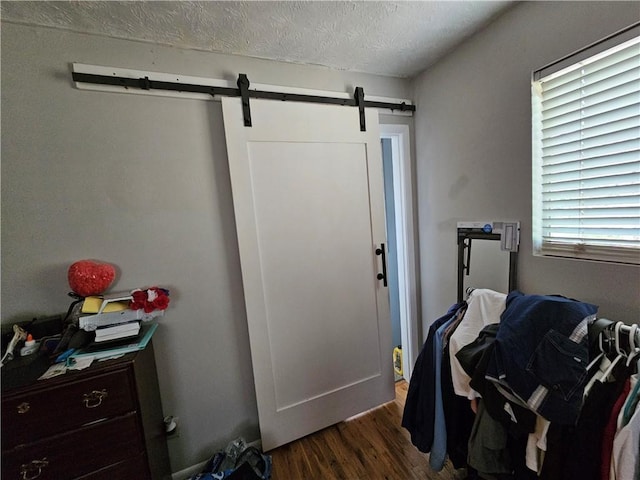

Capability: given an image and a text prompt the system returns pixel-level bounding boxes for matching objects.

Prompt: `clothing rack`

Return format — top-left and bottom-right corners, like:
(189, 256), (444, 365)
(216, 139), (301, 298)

(403, 290), (639, 479)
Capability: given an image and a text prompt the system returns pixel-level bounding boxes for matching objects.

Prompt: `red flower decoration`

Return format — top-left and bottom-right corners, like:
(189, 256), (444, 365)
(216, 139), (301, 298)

(129, 287), (170, 313)
(152, 294), (170, 311)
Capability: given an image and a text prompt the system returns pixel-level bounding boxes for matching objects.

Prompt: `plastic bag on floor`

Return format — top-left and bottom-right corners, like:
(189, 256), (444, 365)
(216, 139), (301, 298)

(189, 438), (272, 480)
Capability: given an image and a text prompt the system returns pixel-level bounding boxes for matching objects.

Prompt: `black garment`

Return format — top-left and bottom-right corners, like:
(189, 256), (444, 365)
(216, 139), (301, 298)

(456, 323), (501, 378)
(402, 302), (466, 453)
(506, 434), (538, 480)
(457, 324), (536, 437)
(540, 363), (630, 480)
(539, 421), (569, 480)
(442, 334), (475, 468)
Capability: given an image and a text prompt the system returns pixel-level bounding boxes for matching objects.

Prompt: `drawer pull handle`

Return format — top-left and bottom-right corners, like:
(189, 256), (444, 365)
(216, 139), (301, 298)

(20, 458), (48, 480)
(17, 402), (30, 414)
(83, 389), (108, 408)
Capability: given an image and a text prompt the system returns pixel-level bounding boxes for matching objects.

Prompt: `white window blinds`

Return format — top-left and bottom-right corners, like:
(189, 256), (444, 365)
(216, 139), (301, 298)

(532, 30), (640, 265)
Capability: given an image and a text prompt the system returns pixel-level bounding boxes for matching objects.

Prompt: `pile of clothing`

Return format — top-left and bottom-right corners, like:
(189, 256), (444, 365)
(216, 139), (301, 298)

(402, 289), (639, 480)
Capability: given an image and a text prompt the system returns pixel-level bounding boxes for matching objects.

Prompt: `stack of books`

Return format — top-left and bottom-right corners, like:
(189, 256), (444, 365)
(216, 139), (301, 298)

(71, 323), (158, 361)
(94, 320), (141, 343)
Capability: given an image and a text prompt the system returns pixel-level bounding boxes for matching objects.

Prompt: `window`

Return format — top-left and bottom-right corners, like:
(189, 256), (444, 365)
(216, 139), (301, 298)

(532, 25), (640, 265)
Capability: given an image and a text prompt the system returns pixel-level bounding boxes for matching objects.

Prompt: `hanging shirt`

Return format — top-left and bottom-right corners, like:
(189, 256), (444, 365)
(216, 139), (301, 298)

(565, 365), (629, 480)
(601, 378), (631, 480)
(526, 416), (551, 475)
(467, 399), (512, 479)
(620, 373), (640, 428)
(611, 397), (640, 480)
(429, 316), (458, 471)
(401, 302), (466, 453)
(449, 288), (506, 398)
(540, 362), (630, 480)
(442, 333), (476, 470)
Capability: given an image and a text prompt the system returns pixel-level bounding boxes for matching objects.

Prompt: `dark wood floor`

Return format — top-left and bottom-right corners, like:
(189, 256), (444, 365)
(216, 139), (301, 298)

(269, 380), (461, 479)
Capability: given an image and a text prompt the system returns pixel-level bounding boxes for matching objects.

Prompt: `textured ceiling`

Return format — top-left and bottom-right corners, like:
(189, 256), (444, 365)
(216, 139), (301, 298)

(1, 1), (514, 78)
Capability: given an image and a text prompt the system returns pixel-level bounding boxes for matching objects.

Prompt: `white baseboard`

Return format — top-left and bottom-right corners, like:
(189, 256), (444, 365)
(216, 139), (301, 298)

(171, 439), (263, 480)
(171, 460), (208, 480)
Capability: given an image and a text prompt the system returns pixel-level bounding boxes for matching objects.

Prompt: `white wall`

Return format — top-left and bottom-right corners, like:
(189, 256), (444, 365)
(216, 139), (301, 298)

(0, 23), (412, 473)
(413, 1), (640, 330)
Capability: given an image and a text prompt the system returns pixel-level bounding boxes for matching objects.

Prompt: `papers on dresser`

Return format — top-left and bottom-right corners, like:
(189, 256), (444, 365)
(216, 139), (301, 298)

(38, 362), (68, 380)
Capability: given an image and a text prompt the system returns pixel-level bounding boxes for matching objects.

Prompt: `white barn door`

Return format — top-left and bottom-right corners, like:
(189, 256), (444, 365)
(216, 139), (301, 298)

(222, 98), (394, 451)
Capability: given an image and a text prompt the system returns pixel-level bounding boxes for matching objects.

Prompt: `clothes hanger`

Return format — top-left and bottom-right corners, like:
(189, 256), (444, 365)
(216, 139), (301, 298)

(586, 328), (608, 371)
(626, 324), (639, 367)
(584, 326), (615, 397)
(599, 322), (627, 383)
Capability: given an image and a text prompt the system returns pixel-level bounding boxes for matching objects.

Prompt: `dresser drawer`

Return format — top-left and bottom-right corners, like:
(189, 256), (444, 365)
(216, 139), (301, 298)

(1, 413), (145, 480)
(75, 454), (149, 480)
(2, 368), (136, 450)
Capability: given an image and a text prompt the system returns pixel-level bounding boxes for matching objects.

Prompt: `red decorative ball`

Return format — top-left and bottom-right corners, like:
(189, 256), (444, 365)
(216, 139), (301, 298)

(68, 260), (116, 297)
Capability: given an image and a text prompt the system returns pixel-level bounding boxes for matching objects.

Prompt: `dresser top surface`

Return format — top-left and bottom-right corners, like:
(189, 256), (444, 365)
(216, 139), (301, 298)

(1, 350), (139, 396)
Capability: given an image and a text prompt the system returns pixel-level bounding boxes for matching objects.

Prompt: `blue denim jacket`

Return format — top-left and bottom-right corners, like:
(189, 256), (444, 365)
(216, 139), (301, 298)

(485, 291), (597, 425)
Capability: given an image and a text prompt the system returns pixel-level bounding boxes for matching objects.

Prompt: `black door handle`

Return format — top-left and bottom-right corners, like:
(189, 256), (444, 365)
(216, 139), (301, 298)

(376, 243), (388, 287)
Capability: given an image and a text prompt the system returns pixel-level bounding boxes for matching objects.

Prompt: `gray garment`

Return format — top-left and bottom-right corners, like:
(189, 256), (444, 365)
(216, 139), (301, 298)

(467, 399), (512, 480)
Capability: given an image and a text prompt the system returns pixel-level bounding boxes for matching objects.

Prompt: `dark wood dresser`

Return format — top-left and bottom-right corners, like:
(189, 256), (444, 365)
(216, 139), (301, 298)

(1, 342), (171, 480)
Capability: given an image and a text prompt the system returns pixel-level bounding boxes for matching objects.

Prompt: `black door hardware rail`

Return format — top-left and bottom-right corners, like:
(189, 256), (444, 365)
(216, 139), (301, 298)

(71, 72), (415, 132)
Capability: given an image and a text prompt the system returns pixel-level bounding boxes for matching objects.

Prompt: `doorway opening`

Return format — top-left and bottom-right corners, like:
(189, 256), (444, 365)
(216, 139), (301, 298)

(380, 124), (419, 384)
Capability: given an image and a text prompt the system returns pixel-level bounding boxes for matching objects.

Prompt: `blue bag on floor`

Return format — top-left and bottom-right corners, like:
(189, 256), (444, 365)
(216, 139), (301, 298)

(190, 438), (272, 480)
